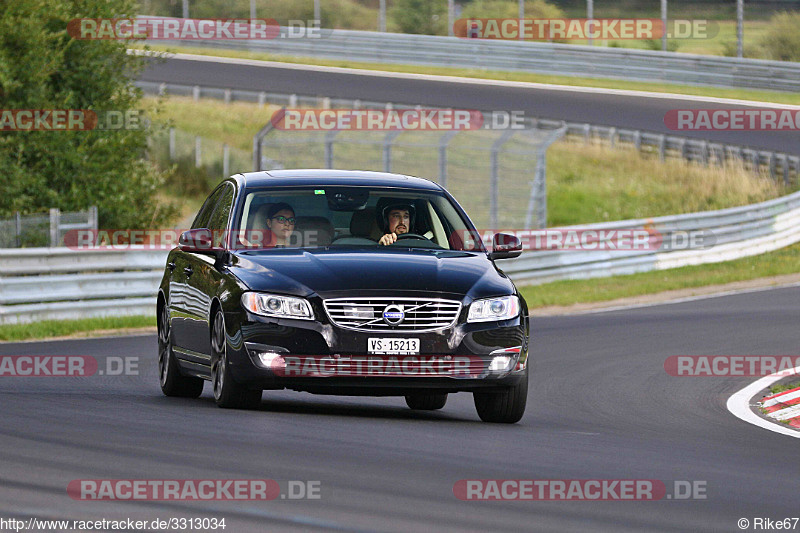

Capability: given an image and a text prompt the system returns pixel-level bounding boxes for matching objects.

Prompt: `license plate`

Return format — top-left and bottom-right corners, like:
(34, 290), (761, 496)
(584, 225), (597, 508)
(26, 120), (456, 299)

(368, 338), (420, 354)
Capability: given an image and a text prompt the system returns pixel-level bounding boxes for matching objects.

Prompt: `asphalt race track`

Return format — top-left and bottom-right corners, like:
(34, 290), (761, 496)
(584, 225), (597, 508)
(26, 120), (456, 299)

(2, 287), (798, 532)
(139, 54), (800, 154)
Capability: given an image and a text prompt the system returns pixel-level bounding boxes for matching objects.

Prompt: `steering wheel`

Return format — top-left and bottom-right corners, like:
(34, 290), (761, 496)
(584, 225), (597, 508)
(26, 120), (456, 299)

(394, 233), (431, 242)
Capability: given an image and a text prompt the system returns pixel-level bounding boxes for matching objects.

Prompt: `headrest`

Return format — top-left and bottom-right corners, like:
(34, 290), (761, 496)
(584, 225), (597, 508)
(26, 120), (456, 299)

(295, 216), (334, 246)
(350, 208), (380, 239)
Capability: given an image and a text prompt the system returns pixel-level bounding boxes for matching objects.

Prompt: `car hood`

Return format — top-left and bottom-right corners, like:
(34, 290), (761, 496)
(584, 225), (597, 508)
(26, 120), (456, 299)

(230, 248), (514, 300)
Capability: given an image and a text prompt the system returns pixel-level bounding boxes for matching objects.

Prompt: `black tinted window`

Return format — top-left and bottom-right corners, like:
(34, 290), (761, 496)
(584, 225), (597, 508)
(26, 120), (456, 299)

(191, 187), (223, 229)
(208, 184), (235, 231)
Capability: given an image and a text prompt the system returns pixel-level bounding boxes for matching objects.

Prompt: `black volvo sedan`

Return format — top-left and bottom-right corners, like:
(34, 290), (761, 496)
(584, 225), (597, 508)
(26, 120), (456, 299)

(157, 170), (529, 423)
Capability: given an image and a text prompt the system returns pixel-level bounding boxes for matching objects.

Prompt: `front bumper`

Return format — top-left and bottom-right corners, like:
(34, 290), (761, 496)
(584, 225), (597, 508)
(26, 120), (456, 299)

(225, 307), (529, 395)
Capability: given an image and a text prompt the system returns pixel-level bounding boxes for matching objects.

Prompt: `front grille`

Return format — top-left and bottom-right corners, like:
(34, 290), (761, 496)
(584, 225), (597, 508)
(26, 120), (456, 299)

(323, 297), (462, 332)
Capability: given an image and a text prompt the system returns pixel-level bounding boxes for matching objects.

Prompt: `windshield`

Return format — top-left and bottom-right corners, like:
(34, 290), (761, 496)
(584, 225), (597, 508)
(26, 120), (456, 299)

(232, 186), (485, 252)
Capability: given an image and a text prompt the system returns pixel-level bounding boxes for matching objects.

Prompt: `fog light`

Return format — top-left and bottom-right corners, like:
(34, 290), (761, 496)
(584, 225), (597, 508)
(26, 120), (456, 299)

(258, 352), (285, 371)
(489, 355), (512, 372)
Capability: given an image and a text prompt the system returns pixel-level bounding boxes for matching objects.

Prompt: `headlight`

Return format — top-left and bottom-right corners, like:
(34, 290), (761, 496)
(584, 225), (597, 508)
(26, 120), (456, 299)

(241, 292), (313, 319)
(467, 295), (520, 323)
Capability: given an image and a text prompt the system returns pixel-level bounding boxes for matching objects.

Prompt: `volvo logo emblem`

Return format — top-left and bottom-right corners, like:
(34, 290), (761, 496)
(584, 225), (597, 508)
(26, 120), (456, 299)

(382, 304), (405, 325)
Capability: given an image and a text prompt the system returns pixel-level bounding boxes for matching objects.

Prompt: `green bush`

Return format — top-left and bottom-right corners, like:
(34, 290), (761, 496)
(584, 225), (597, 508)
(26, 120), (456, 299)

(390, 0), (447, 35)
(140, 0), (378, 30)
(757, 11), (800, 62)
(460, 0), (564, 20)
(0, 0), (177, 229)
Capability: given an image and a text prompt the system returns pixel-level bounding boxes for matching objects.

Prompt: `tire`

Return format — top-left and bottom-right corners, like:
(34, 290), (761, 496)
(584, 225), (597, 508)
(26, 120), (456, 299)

(405, 392), (448, 410)
(158, 302), (204, 398)
(473, 369), (528, 424)
(211, 309), (262, 409)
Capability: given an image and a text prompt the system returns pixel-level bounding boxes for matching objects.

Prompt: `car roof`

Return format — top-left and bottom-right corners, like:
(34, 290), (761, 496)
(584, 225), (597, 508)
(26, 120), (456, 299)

(237, 169), (444, 191)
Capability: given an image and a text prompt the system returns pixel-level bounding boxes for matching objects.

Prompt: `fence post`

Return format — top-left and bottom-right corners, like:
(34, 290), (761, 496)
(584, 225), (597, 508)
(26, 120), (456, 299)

(526, 125), (567, 230)
(490, 130), (516, 230)
(224, 88), (232, 104)
(223, 144), (230, 178)
(253, 112), (281, 171)
(195, 136), (202, 168)
(169, 127), (176, 160)
(608, 127), (616, 148)
(382, 130), (403, 173)
(14, 211), (21, 248)
(634, 130), (641, 152)
(258, 92), (266, 107)
(658, 135), (666, 161)
(324, 130), (339, 169)
(89, 206), (98, 231)
(49, 208), (61, 247)
(768, 153), (776, 181)
(438, 130), (459, 187)
(783, 155), (790, 187)
(192, 85), (200, 101)
(289, 94), (297, 107)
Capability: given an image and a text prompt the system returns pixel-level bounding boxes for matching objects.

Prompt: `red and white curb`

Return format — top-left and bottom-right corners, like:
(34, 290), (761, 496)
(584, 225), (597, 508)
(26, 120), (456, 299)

(759, 387), (800, 428)
(727, 366), (800, 439)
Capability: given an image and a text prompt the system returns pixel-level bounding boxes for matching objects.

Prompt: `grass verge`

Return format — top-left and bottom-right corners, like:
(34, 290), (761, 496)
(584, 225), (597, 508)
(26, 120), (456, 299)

(0, 316), (155, 343)
(519, 241), (800, 308)
(769, 381), (800, 395)
(144, 95), (792, 227)
(135, 44), (800, 106)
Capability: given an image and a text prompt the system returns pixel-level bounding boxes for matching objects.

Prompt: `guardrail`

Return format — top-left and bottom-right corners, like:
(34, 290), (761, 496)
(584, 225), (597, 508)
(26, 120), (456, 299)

(136, 80), (800, 183)
(0, 248), (167, 324)
(0, 207), (98, 248)
(503, 188), (800, 284)
(149, 24), (800, 92)
(3, 188), (800, 324)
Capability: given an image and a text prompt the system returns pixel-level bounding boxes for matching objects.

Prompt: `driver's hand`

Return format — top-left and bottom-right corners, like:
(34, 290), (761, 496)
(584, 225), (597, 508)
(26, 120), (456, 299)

(378, 233), (397, 246)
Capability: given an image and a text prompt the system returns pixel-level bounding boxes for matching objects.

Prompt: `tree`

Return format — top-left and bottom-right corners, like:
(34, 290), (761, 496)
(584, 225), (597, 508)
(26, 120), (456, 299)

(391, 0), (448, 35)
(0, 0), (176, 229)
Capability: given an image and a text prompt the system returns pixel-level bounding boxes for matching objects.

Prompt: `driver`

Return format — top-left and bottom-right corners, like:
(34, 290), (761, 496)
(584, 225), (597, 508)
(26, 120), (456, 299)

(378, 203), (415, 246)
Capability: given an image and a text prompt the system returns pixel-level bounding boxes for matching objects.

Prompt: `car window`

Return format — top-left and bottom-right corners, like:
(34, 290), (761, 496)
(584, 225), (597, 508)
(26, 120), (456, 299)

(232, 187), (483, 252)
(207, 183), (235, 232)
(191, 187), (224, 230)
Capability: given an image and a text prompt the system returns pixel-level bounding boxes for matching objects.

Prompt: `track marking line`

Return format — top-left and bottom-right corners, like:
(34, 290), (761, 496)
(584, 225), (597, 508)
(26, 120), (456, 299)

(727, 365), (800, 439)
(531, 281), (800, 317)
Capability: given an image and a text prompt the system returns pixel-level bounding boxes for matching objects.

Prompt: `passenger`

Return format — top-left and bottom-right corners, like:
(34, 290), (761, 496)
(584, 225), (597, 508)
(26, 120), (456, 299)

(265, 202), (296, 247)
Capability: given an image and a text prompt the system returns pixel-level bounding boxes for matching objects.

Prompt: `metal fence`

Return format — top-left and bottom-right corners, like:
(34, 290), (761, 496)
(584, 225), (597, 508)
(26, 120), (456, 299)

(148, 23), (800, 92)
(0, 207), (97, 248)
(256, 119), (564, 230)
(147, 126), (251, 181)
(137, 81), (800, 188)
(4, 188), (800, 324)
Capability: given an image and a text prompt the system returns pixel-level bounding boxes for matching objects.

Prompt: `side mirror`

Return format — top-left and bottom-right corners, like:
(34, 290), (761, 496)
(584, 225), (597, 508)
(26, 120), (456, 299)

(178, 228), (224, 255)
(488, 233), (523, 260)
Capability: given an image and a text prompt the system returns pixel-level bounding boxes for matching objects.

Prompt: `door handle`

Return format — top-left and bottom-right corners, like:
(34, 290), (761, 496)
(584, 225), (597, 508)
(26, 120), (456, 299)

(184, 266), (193, 277)
(167, 262), (176, 271)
